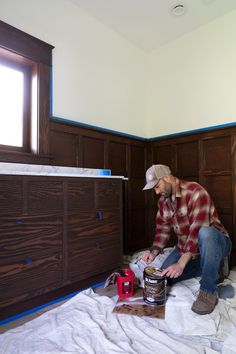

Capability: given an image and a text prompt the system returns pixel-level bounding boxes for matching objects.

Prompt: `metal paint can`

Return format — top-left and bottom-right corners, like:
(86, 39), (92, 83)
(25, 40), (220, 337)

(143, 266), (166, 305)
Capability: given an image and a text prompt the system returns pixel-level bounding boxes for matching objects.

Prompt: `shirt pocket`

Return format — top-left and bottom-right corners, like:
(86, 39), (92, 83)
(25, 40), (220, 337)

(173, 207), (189, 235)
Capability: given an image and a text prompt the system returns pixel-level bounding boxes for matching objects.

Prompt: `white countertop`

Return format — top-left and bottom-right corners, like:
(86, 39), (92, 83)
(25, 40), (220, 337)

(0, 162), (127, 179)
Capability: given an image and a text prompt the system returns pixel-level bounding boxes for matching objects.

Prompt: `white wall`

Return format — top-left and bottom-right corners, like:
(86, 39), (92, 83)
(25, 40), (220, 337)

(0, 0), (147, 138)
(146, 10), (236, 138)
(1, 1), (236, 139)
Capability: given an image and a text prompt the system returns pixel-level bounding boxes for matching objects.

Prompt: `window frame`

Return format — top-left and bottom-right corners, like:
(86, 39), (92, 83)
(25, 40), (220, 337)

(0, 20), (54, 161)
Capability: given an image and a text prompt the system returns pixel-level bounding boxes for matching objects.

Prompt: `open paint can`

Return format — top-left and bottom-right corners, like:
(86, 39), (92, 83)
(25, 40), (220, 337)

(117, 268), (134, 298)
(143, 267), (166, 305)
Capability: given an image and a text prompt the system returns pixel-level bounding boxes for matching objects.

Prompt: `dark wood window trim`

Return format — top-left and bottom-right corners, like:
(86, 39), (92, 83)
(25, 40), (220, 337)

(0, 20), (54, 164)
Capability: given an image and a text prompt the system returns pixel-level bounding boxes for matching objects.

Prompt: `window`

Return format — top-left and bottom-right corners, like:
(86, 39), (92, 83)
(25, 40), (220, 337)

(0, 20), (54, 160)
(0, 50), (33, 151)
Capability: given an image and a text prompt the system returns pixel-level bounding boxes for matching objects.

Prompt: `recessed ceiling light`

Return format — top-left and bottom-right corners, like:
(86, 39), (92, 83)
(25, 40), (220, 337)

(170, 3), (187, 17)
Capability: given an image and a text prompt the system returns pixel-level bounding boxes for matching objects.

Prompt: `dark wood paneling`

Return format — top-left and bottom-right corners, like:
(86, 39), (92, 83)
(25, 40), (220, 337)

(203, 136), (231, 172)
(50, 130), (77, 167)
(152, 144), (173, 170)
(128, 209), (146, 252)
(82, 136), (105, 168)
(204, 175), (232, 211)
(149, 129), (236, 265)
(108, 141), (127, 176)
(176, 141), (199, 176)
(130, 145), (145, 178)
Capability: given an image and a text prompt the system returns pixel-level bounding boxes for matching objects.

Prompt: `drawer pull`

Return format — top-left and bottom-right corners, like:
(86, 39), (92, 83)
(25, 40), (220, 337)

(24, 257), (33, 265)
(98, 211), (103, 220)
(95, 242), (101, 249)
(16, 220), (23, 225)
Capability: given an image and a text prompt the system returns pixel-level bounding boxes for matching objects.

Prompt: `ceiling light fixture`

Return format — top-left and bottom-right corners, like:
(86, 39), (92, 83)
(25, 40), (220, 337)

(170, 3), (186, 17)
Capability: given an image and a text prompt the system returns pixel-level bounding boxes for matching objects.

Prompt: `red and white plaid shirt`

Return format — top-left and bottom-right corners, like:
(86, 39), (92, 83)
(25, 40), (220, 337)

(152, 178), (229, 255)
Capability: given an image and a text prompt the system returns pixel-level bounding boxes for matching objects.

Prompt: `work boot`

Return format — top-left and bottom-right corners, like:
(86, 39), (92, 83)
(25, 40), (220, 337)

(191, 289), (218, 315)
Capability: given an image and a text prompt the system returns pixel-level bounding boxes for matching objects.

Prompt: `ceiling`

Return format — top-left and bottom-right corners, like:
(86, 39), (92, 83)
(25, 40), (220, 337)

(70, 0), (236, 52)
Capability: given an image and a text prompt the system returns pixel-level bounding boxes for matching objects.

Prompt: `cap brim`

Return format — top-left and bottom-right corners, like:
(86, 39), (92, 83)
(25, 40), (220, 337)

(142, 180), (158, 191)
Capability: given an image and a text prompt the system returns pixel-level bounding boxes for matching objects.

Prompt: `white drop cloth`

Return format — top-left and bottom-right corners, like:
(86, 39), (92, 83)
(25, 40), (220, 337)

(0, 258), (236, 353)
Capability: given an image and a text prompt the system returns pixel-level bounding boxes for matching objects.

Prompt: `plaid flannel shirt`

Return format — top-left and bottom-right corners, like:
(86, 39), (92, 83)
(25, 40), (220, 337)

(152, 178), (229, 255)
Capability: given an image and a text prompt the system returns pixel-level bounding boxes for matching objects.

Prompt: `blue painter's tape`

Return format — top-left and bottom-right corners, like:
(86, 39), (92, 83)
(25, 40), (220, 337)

(98, 170), (111, 176)
(0, 281), (105, 327)
(50, 116), (147, 141)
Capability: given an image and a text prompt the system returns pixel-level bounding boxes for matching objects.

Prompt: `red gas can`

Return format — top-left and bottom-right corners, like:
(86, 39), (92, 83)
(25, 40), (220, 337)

(116, 268), (134, 298)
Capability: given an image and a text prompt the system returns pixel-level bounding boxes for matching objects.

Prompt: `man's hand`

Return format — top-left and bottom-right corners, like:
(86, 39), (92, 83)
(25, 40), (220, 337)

(161, 263), (184, 278)
(140, 250), (157, 264)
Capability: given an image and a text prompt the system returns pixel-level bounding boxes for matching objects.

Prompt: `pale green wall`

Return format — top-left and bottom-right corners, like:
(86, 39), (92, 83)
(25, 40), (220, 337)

(0, 1), (236, 138)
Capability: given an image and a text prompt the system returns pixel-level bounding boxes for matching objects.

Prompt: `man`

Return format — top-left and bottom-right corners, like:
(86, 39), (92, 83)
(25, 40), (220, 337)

(141, 164), (232, 315)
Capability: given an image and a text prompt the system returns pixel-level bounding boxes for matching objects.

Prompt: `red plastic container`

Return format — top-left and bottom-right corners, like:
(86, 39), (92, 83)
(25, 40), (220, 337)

(117, 268), (134, 298)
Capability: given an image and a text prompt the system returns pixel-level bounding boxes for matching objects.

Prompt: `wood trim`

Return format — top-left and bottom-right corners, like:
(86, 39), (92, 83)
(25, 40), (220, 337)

(0, 20), (54, 65)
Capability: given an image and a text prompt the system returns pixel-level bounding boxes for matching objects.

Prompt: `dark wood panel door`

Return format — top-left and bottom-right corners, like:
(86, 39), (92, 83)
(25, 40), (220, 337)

(68, 234), (121, 282)
(95, 179), (122, 209)
(0, 176), (23, 215)
(0, 252), (62, 307)
(67, 179), (95, 211)
(0, 215), (63, 262)
(27, 178), (63, 214)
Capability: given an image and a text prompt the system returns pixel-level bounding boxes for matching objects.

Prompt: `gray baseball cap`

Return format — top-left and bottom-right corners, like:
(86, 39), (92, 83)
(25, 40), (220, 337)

(143, 164), (171, 190)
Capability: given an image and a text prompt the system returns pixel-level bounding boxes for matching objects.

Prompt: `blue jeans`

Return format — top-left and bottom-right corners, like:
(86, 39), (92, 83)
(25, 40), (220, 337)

(161, 227), (232, 293)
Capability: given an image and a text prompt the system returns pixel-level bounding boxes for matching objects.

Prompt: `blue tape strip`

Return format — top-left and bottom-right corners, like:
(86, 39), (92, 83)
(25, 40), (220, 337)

(149, 122), (236, 141)
(50, 116), (147, 141)
(0, 281), (105, 327)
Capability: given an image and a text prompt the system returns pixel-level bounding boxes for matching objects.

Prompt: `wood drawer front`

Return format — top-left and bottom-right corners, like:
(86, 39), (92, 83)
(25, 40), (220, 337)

(0, 216), (63, 263)
(27, 179), (63, 214)
(68, 234), (121, 282)
(0, 252), (63, 307)
(68, 211), (121, 244)
(0, 178), (23, 215)
(95, 180), (121, 209)
(67, 179), (95, 211)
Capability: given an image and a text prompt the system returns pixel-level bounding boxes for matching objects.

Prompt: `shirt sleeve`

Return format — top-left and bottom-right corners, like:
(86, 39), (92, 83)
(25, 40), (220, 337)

(152, 201), (171, 252)
(183, 186), (212, 253)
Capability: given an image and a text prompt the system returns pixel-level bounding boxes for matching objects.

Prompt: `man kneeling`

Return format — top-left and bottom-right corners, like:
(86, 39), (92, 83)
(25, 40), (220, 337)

(141, 164), (232, 315)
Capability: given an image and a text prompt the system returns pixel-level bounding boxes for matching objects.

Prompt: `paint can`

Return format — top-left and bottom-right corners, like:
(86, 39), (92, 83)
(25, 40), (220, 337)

(143, 267), (166, 305)
(117, 268), (134, 298)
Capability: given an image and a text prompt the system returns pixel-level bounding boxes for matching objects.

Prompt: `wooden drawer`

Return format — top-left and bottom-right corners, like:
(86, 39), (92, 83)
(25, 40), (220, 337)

(95, 179), (122, 209)
(0, 252), (63, 307)
(0, 177), (23, 215)
(68, 234), (122, 282)
(68, 211), (121, 245)
(0, 215), (63, 263)
(27, 178), (64, 214)
(67, 179), (95, 211)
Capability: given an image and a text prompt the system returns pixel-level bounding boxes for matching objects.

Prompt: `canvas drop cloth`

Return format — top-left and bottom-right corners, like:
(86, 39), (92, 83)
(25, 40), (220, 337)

(0, 251), (236, 353)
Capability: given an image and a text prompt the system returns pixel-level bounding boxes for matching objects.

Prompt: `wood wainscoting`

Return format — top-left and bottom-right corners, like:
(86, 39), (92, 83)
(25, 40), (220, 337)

(49, 119), (149, 253)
